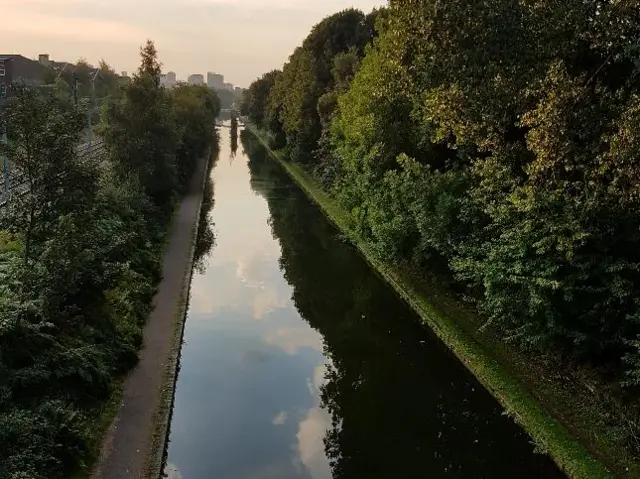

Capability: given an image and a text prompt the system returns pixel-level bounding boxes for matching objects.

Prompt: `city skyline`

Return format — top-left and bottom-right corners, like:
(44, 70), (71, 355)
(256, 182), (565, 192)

(3, 0), (386, 88)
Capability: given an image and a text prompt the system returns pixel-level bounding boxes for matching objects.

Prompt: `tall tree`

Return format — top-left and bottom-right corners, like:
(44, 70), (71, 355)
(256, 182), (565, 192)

(102, 40), (179, 213)
(0, 85), (98, 263)
(172, 84), (220, 189)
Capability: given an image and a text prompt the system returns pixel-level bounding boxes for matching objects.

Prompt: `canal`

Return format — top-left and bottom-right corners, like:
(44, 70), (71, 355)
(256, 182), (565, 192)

(163, 125), (563, 479)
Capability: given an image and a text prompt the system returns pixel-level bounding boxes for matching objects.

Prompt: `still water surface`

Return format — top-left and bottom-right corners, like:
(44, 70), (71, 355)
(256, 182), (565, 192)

(164, 126), (563, 479)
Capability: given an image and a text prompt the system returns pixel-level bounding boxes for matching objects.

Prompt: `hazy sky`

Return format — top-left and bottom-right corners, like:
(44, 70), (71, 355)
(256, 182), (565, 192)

(3, 0), (386, 88)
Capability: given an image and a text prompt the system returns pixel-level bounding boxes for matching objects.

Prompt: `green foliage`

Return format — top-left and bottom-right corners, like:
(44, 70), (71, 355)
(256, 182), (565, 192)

(266, 8), (375, 163)
(43, 58), (123, 111)
(172, 84), (220, 190)
(0, 84), (98, 264)
(242, 70), (281, 129)
(0, 40), (218, 478)
(249, 0), (640, 441)
(101, 41), (181, 214)
(213, 88), (234, 111)
(331, 47), (361, 93)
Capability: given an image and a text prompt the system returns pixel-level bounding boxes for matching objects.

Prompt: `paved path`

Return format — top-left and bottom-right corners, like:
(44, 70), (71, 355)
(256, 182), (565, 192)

(92, 156), (208, 479)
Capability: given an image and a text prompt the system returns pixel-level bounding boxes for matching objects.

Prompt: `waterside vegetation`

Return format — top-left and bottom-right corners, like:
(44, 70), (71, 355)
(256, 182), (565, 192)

(242, 2), (640, 477)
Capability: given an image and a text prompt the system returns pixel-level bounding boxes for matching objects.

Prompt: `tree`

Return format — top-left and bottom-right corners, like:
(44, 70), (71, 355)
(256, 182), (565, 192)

(171, 84), (220, 189)
(102, 40), (179, 213)
(0, 39), (222, 478)
(242, 70), (281, 128)
(94, 59), (122, 100)
(230, 113), (238, 157)
(138, 40), (162, 85)
(267, 9), (373, 163)
(250, 0), (640, 389)
(52, 78), (72, 110)
(215, 88), (235, 110)
(0, 85), (98, 264)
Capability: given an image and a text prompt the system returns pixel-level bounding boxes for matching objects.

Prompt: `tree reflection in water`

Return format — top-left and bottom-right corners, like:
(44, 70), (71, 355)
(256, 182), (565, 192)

(241, 130), (562, 479)
(230, 115), (239, 158)
(192, 139), (219, 274)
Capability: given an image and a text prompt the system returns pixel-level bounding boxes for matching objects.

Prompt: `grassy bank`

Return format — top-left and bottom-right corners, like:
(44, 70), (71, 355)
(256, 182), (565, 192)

(246, 124), (622, 479)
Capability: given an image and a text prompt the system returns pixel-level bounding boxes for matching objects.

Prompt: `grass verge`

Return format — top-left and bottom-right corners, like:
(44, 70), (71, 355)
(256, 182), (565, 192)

(246, 124), (619, 479)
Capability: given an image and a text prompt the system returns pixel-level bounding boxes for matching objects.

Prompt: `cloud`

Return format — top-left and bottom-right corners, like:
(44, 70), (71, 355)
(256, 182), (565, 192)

(163, 463), (183, 479)
(3, 3), (146, 44)
(6, 0), (99, 5)
(182, 0), (384, 13)
(252, 286), (289, 320)
(272, 411), (288, 425)
(263, 327), (323, 355)
(235, 252), (290, 320)
(295, 364), (332, 479)
(187, 250), (289, 320)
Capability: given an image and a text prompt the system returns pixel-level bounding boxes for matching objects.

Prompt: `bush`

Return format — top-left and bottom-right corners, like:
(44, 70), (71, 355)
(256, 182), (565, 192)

(0, 40), (219, 478)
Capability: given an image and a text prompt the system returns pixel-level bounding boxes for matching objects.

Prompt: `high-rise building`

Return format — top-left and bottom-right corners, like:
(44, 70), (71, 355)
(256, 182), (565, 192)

(161, 71), (178, 88)
(207, 72), (224, 90)
(188, 74), (204, 85)
(223, 82), (234, 92)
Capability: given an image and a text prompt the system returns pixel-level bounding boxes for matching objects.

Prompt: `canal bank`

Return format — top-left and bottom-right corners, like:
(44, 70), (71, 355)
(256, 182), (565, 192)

(92, 148), (212, 479)
(245, 124), (614, 479)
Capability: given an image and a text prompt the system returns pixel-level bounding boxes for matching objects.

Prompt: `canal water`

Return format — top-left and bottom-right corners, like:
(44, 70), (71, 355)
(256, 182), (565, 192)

(163, 125), (562, 479)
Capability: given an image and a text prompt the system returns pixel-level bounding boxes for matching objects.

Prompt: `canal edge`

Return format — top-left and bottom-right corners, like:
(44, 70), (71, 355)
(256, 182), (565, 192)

(145, 148), (213, 479)
(244, 124), (613, 479)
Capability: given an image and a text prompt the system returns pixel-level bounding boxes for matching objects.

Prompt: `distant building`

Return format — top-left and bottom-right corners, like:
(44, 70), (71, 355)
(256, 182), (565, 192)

(161, 71), (177, 88)
(234, 86), (244, 95)
(0, 54), (48, 89)
(0, 57), (7, 98)
(188, 74), (204, 86)
(223, 82), (234, 92)
(121, 71), (128, 77)
(38, 53), (50, 67)
(207, 72), (224, 90)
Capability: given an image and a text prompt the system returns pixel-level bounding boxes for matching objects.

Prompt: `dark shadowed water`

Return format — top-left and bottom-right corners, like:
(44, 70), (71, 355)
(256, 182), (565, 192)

(163, 125), (563, 479)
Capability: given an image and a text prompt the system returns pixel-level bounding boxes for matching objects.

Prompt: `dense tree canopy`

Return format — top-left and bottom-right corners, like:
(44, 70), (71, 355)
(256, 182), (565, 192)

(241, 70), (281, 129)
(245, 1), (640, 463)
(172, 83), (221, 189)
(0, 40), (219, 478)
(265, 8), (378, 163)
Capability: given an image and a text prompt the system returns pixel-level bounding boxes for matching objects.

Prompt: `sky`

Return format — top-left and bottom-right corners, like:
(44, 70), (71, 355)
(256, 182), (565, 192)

(3, 0), (386, 88)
